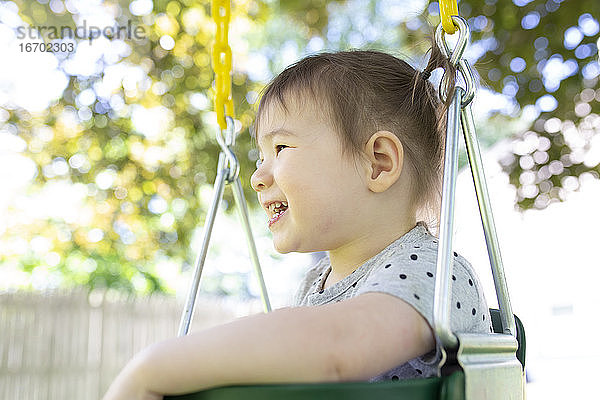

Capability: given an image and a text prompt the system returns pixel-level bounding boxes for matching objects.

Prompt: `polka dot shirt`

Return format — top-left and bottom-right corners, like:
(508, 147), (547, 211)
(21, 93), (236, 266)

(292, 221), (492, 382)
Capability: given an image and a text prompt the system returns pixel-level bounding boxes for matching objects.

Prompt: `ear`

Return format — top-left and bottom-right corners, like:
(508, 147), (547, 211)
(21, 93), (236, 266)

(361, 131), (404, 193)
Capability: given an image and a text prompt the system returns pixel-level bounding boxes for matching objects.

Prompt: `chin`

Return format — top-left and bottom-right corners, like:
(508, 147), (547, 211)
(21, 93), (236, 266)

(273, 240), (324, 255)
(274, 247), (293, 254)
(272, 235), (309, 254)
(272, 240), (293, 254)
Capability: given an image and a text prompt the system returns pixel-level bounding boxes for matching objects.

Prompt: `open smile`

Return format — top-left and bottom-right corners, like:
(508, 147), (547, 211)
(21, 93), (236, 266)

(268, 208), (288, 227)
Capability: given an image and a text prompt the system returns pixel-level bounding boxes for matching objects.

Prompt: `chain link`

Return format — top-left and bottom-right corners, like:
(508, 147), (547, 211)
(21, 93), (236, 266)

(211, 0), (234, 129)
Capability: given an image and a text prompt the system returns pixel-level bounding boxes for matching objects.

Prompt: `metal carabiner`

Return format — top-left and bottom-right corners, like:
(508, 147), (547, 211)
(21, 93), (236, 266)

(436, 15), (468, 67)
(215, 116), (240, 183)
(435, 16), (476, 107)
(457, 58), (476, 107)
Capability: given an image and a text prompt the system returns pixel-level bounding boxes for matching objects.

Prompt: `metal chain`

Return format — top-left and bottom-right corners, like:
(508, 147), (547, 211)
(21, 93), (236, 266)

(212, 0), (234, 130)
(439, 0), (459, 34)
(211, 0), (238, 181)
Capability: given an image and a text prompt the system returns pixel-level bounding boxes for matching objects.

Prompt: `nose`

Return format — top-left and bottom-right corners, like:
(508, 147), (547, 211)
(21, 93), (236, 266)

(250, 162), (272, 192)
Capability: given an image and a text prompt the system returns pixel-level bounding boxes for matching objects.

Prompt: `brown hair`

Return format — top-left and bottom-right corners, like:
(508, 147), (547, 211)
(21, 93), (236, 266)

(252, 42), (456, 228)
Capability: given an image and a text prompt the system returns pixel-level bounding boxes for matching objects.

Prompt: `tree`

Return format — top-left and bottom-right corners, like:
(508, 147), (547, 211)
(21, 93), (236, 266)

(1, 0), (597, 295)
(447, 0), (600, 210)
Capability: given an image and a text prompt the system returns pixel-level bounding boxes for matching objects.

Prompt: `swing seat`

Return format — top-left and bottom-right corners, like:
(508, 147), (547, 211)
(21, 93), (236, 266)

(165, 309), (525, 400)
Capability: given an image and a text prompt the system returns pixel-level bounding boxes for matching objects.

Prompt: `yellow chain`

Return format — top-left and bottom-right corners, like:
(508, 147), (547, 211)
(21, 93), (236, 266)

(439, 0), (459, 34)
(211, 0), (234, 129)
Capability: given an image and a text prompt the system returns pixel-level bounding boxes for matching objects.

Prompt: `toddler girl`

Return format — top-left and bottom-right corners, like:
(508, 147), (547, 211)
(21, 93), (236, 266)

(102, 44), (491, 400)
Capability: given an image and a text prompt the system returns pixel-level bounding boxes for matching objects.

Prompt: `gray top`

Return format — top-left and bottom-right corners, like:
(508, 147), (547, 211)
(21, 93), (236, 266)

(292, 221), (492, 381)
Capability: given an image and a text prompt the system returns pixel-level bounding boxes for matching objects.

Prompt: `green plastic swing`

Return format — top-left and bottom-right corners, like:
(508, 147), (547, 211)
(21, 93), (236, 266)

(166, 2), (526, 399)
(166, 310), (525, 400)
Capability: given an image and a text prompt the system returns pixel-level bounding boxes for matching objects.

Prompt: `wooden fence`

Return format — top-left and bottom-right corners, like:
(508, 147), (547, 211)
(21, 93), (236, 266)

(0, 290), (262, 400)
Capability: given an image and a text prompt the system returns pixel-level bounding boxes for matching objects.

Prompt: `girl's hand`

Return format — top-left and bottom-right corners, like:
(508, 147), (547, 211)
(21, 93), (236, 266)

(101, 354), (163, 400)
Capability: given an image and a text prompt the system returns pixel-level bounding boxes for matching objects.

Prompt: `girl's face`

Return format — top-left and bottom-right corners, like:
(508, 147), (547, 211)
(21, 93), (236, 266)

(251, 98), (370, 254)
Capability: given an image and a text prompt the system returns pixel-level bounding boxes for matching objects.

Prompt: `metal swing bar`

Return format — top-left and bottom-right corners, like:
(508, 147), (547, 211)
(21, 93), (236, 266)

(178, 116), (272, 337)
(178, 0), (272, 337)
(433, 14), (517, 348)
(433, 14), (524, 400)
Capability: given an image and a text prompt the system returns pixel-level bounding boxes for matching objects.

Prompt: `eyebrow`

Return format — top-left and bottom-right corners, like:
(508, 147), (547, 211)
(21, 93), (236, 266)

(256, 128), (296, 153)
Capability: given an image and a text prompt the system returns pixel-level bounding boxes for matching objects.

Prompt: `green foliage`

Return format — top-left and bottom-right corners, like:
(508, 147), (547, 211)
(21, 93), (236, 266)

(454, 0), (600, 209)
(1, 0), (598, 294)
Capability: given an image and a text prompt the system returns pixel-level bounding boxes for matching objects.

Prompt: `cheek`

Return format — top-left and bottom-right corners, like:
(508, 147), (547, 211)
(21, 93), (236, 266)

(316, 211), (337, 233)
(273, 157), (315, 194)
(274, 152), (358, 220)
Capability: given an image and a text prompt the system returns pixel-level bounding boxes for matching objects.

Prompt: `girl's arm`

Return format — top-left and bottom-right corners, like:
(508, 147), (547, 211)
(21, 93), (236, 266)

(102, 292), (433, 400)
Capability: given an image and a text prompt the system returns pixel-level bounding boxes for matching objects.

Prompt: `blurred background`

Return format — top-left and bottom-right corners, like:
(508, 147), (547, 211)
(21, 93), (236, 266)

(0, 0), (598, 399)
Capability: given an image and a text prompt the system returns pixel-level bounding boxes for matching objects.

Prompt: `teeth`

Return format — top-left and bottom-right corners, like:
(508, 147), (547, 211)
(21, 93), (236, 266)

(268, 201), (288, 215)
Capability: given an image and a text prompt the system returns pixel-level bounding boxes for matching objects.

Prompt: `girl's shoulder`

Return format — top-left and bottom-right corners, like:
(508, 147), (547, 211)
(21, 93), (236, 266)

(377, 224), (481, 285)
(358, 229), (491, 332)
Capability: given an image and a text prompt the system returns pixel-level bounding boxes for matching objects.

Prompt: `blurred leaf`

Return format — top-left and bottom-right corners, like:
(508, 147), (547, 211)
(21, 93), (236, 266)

(1, 0), (598, 295)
